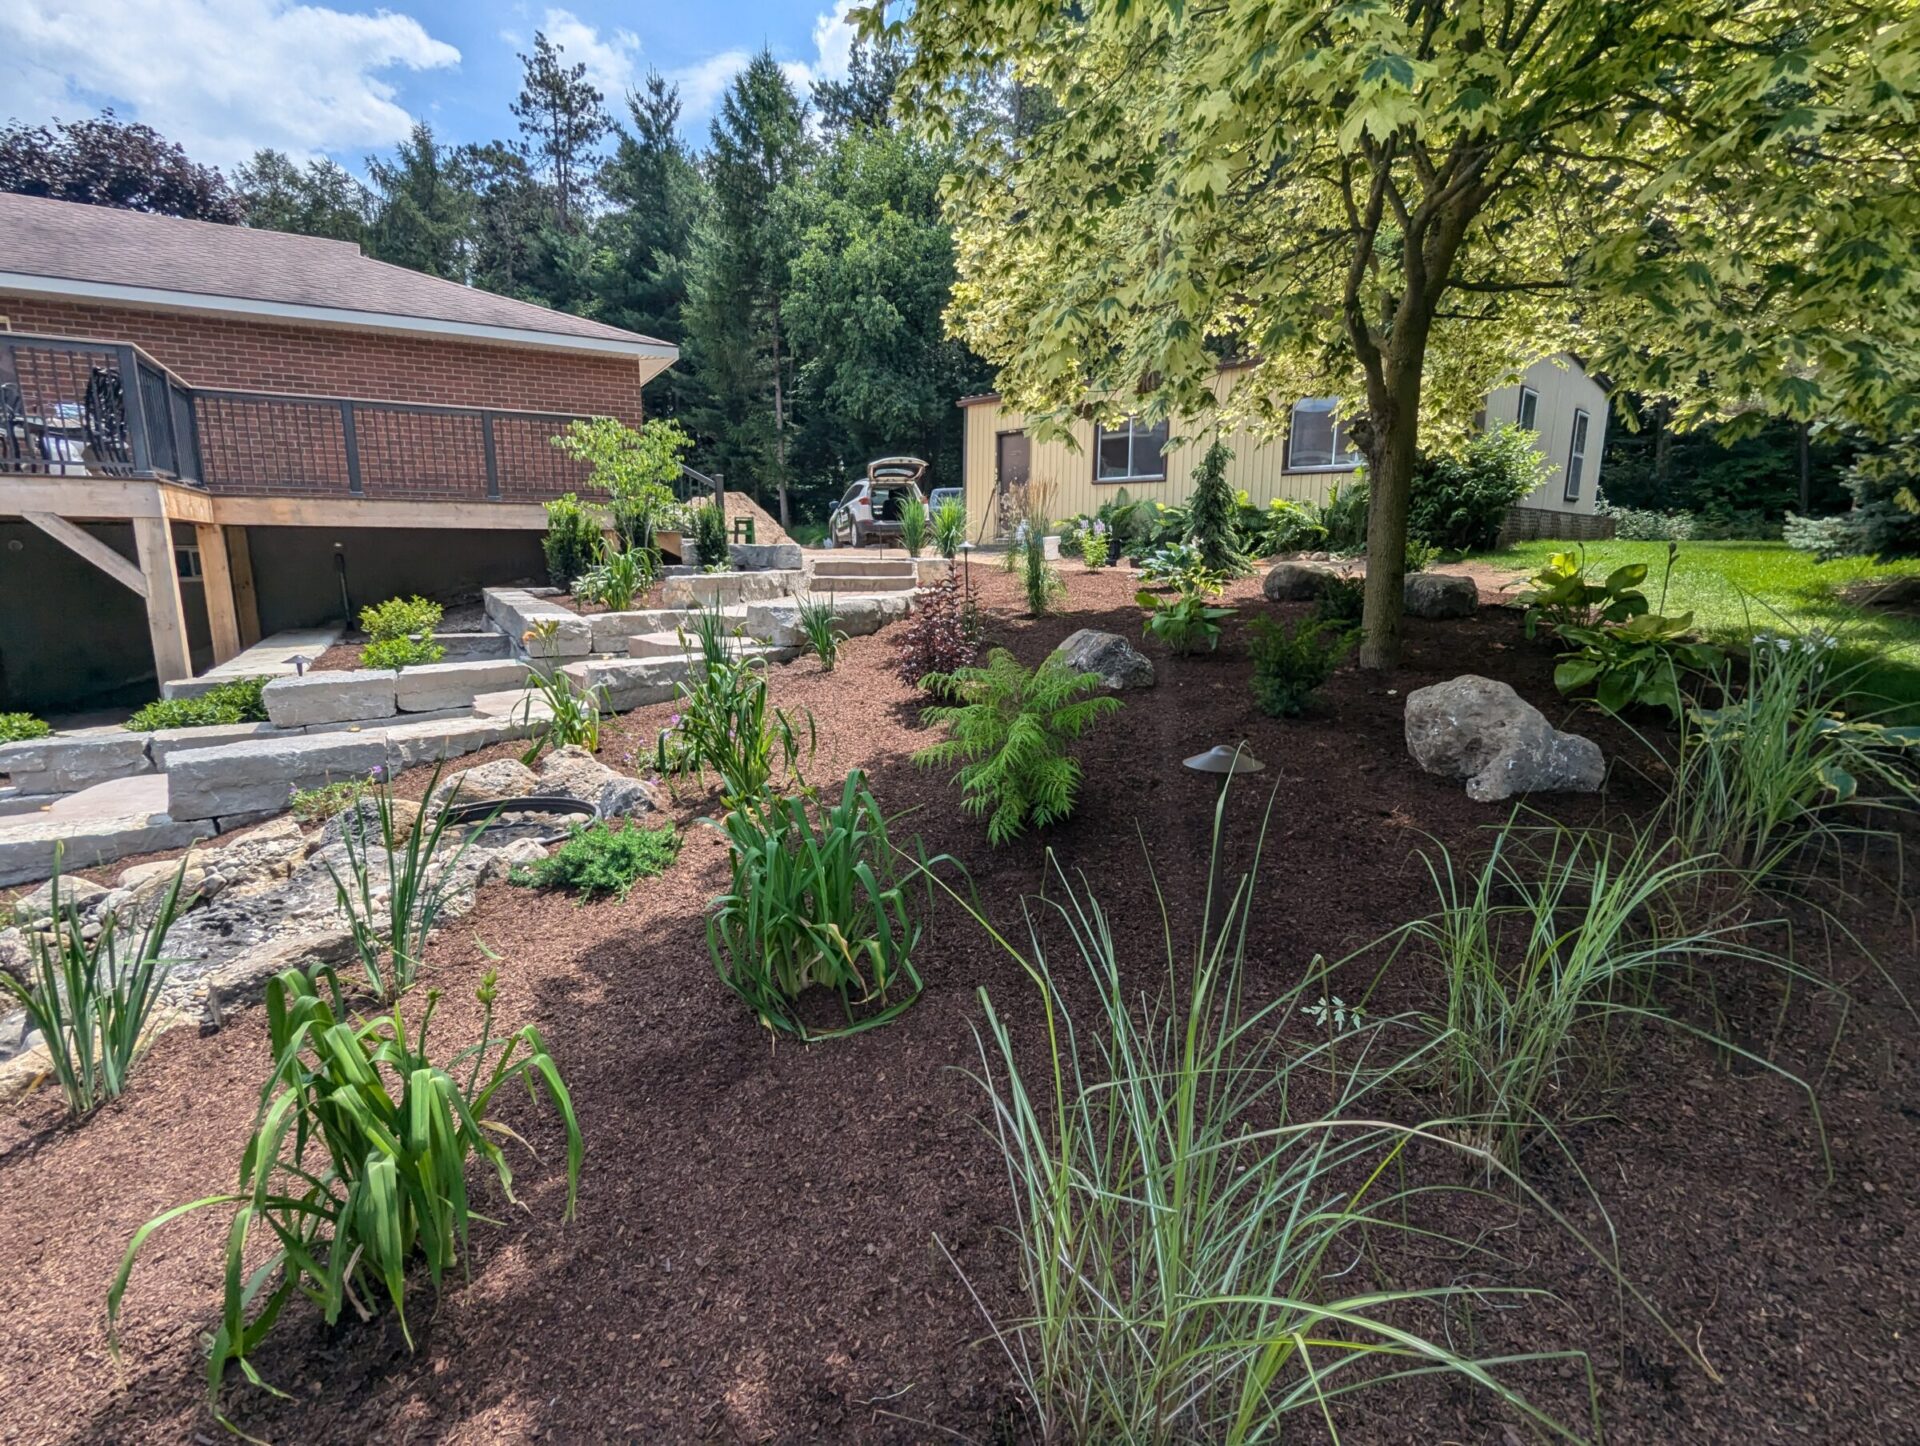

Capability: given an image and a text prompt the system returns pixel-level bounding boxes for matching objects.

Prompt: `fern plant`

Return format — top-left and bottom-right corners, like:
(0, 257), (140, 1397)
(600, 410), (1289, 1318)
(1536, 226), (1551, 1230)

(916, 649), (1122, 844)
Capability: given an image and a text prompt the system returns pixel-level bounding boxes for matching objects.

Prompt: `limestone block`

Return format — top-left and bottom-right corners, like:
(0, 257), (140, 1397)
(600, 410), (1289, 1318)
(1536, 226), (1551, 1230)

(263, 669), (398, 728)
(394, 659), (535, 713)
(149, 722), (281, 768)
(165, 733), (390, 821)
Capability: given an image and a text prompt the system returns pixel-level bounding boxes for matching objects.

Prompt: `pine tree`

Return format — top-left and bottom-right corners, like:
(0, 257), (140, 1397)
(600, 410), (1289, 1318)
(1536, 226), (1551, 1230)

(237, 150), (369, 242)
(366, 125), (472, 280)
(511, 31), (607, 230)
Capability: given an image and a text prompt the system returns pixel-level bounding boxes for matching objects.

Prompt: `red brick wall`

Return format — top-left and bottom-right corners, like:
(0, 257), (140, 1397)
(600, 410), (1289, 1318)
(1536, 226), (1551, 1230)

(2, 295), (645, 419)
(3, 293), (646, 503)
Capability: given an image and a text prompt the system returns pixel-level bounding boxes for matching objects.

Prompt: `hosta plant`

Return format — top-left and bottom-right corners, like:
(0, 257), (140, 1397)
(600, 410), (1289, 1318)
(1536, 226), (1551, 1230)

(110, 966), (582, 1414)
(916, 649), (1122, 844)
(1552, 612), (1722, 717)
(707, 771), (943, 1039)
(1516, 550), (1651, 638)
(1137, 588), (1237, 655)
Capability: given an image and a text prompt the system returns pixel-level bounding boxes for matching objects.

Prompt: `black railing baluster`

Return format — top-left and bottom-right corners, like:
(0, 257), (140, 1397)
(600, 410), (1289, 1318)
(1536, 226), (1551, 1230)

(341, 400), (363, 495)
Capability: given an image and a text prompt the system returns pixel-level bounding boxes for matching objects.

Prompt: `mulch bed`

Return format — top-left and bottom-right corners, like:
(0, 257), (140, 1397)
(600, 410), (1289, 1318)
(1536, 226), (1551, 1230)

(2, 563), (1916, 1443)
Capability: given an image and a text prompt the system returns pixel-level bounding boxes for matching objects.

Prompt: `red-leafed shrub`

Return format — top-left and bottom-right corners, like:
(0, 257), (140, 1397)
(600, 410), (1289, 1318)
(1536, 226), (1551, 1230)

(894, 574), (976, 690)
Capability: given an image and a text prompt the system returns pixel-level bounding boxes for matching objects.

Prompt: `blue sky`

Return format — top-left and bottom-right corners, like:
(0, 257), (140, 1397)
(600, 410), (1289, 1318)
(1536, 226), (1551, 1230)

(1, 0), (859, 174)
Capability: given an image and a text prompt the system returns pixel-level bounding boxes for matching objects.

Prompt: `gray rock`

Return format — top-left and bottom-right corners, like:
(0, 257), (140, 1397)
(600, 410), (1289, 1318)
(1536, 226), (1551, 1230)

(1051, 629), (1156, 691)
(599, 775), (666, 818)
(743, 593), (909, 648)
(536, 745), (625, 806)
(0, 730), (153, 794)
(319, 797), (422, 850)
(149, 722), (279, 769)
(1404, 675), (1605, 802)
(431, 758), (539, 809)
(1402, 572), (1480, 620)
(11, 875), (111, 926)
(165, 733), (389, 821)
(0, 928), (30, 983)
(728, 542), (804, 571)
(1262, 561), (1339, 601)
(483, 588), (593, 658)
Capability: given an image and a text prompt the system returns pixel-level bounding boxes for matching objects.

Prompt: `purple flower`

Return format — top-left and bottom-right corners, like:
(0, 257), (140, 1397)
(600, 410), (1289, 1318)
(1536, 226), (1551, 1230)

(368, 765), (385, 782)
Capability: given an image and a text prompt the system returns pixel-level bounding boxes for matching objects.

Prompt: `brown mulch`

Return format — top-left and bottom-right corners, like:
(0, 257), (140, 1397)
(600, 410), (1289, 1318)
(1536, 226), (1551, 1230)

(2, 564), (1916, 1443)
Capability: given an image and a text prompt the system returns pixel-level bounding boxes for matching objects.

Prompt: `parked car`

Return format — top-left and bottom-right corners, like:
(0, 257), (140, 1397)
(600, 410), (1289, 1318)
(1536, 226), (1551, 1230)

(926, 486), (962, 513)
(829, 457), (929, 547)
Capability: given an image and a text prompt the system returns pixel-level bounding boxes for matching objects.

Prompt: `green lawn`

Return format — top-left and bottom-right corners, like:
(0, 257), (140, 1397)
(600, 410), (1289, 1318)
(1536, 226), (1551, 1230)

(1471, 539), (1920, 719)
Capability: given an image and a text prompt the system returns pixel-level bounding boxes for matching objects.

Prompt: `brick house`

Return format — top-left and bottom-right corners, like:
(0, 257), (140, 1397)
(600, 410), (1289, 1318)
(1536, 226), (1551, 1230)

(0, 192), (677, 714)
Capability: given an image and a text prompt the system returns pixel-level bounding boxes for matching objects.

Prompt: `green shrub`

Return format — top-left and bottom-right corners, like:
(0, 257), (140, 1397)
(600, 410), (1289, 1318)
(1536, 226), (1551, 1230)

(0, 712), (51, 743)
(111, 965), (581, 1415)
(900, 494), (928, 556)
(1235, 495), (1326, 556)
(916, 649), (1122, 844)
(1603, 498), (1697, 541)
(1137, 588), (1236, 655)
(1405, 536), (1441, 573)
(707, 772), (942, 1039)
(1311, 573), (1366, 630)
(1551, 610), (1722, 716)
(1406, 423), (1548, 552)
(1515, 548), (1651, 637)
(542, 493), (603, 589)
(1248, 616), (1355, 716)
(1785, 434), (1920, 560)
(511, 819), (681, 901)
(1, 851), (189, 1116)
(1188, 440), (1249, 575)
(1020, 519), (1064, 615)
(290, 779), (364, 823)
(362, 635), (446, 671)
(550, 415), (691, 552)
(359, 594), (443, 642)
(691, 501), (730, 568)
(124, 676), (268, 732)
(1078, 523), (1109, 569)
(932, 497), (968, 557)
(1315, 478), (1370, 553)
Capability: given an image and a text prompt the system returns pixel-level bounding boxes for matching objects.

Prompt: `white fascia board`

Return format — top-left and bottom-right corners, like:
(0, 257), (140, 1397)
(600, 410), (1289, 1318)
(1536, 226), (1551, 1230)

(0, 272), (679, 375)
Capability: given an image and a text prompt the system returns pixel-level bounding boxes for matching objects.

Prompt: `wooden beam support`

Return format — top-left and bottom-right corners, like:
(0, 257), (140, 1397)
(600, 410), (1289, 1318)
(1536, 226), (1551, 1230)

(225, 526), (262, 648)
(194, 522), (242, 664)
(20, 512), (148, 597)
(205, 495), (548, 531)
(132, 515), (193, 688)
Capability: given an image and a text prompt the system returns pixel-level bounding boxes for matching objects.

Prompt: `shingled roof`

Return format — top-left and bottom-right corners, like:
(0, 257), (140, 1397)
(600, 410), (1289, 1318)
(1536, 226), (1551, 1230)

(0, 192), (674, 361)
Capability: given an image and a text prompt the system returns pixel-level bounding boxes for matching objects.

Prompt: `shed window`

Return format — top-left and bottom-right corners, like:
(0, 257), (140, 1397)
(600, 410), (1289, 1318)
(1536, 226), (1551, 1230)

(1286, 398), (1361, 470)
(1516, 385), (1540, 433)
(1093, 417), (1170, 482)
(1565, 408), (1590, 501)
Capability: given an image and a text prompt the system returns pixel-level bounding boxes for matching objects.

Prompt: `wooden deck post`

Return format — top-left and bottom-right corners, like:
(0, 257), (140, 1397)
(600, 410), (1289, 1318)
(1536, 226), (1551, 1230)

(194, 522), (242, 664)
(224, 526), (262, 648)
(132, 516), (193, 688)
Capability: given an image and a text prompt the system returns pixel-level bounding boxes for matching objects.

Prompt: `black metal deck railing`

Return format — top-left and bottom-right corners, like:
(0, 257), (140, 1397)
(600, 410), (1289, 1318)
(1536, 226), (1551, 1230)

(0, 331), (666, 505)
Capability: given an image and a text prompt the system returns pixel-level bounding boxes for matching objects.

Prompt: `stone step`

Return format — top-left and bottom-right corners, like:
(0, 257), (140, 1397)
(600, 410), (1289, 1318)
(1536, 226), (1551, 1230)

(806, 573), (917, 593)
(625, 632), (783, 661)
(810, 556), (917, 578)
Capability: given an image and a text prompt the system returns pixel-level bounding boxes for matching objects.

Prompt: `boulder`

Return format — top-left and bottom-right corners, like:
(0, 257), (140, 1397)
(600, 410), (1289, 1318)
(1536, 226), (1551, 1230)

(1263, 561), (1338, 601)
(0, 928), (30, 983)
(431, 758), (539, 810)
(318, 796), (423, 850)
(599, 775), (667, 819)
(536, 745), (625, 806)
(1404, 675), (1605, 802)
(1051, 629), (1156, 691)
(1403, 572), (1480, 620)
(11, 875), (112, 927)
(165, 733), (389, 821)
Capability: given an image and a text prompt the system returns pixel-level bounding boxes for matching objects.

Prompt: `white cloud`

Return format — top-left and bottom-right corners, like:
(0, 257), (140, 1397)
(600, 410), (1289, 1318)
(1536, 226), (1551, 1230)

(672, 0), (859, 125)
(1, 0), (457, 171)
(509, 9), (642, 104)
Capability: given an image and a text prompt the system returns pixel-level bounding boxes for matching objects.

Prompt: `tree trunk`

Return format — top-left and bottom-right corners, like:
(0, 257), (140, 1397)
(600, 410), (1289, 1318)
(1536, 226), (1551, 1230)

(1797, 420), (1812, 513)
(1652, 401), (1672, 487)
(771, 304), (791, 530)
(1358, 385), (1422, 671)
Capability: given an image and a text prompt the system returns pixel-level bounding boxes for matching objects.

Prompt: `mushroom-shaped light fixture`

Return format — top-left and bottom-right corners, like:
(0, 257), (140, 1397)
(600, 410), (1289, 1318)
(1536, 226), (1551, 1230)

(1183, 743), (1267, 777)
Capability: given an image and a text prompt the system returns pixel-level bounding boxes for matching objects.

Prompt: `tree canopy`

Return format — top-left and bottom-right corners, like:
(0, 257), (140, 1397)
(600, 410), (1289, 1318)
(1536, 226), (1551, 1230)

(877, 0), (1920, 664)
(0, 111), (242, 221)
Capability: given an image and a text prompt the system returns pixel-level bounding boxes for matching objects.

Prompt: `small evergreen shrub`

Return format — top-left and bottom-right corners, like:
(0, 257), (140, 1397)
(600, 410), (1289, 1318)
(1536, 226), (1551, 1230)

(124, 676), (269, 732)
(916, 649), (1123, 844)
(1406, 424), (1549, 552)
(543, 493), (602, 589)
(1312, 575), (1367, 630)
(1249, 617), (1355, 716)
(511, 819), (681, 901)
(363, 636), (446, 670)
(893, 573), (976, 688)
(692, 501), (730, 568)
(1785, 434), (1920, 560)
(1021, 520), (1065, 615)
(1189, 441), (1249, 575)
(0, 712), (52, 743)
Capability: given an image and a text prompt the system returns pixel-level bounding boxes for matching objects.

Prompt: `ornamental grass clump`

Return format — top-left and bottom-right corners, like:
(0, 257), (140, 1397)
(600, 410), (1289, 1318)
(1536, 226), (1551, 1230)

(110, 965), (582, 1415)
(899, 494), (929, 556)
(518, 668), (608, 764)
(794, 592), (847, 670)
(939, 799), (1659, 1441)
(660, 617), (813, 807)
(932, 496), (968, 557)
(1, 851), (190, 1117)
(916, 649), (1121, 844)
(707, 771), (943, 1039)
